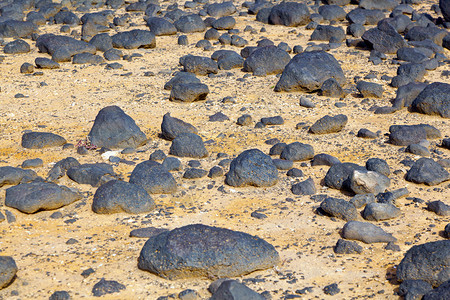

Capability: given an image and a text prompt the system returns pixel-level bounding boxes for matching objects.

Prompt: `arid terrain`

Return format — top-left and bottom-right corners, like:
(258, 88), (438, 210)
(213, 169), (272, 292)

(0, 0), (449, 299)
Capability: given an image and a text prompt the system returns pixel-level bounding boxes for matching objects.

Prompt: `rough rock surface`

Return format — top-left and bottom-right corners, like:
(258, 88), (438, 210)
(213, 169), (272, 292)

(138, 224), (279, 279)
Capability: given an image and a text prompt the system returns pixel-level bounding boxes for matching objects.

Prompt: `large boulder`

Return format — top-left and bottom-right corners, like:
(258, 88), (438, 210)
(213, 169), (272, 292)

(268, 2), (310, 27)
(397, 240), (450, 287)
(405, 158), (450, 186)
(5, 182), (81, 214)
(243, 46), (291, 76)
(88, 106), (147, 149)
(274, 51), (345, 92)
(129, 161), (177, 194)
(174, 14), (206, 33)
(92, 180), (155, 214)
(361, 21), (407, 54)
(410, 82), (450, 118)
(36, 34), (96, 62)
(66, 163), (115, 187)
(226, 149), (278, 187)
(138, 224), (279, 279)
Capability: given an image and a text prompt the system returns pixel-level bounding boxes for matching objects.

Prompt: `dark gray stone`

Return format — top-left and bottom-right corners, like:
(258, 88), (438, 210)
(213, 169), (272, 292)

(46, 157), (80, 183)
(359, 0), (399, 10)
(169, 83), (209, 102)
(275, 51), (345, 92)
(89, 33), (113, 52)
(389, 125), (427, 146)
(441, 0), (450, 22)
(427, 201), (450, 216)
(212, 16), (235, 30)
(164, 72), (201, 90)
(226, 149), (278, 187)
(174, 14), (206, 33)
(161, 157), (182, 172)
(0, 256), (17, 289)
(129, 161), (177, 194)
(35, 57), (60, 69)
(208, 166), (223, 178)
(280, 142), (314, 161)
(362, 203), (400, 221)
(357, 128), (377, 139)
(149, 150), (166, 161)
(161, 113), (198, 141)
(49, 290), (71, 300)
(67, 163), (115, 187)
(391, 63), (426, 88)
(286, 168), (303, 177)
(207, 2), (236, 18)
(309, 114), (348, 134)
(0, 20), (37, 38)
(320, 197), (358, 221)
(88, 106), (147, 149)
(324, 163), (366, 191)
(54, 10), (79, 25)
(243, 46), (290, 76)
(397, 240), (450, 287)
(411, 82), (450, 118)
(180, 55), (218, 75)
(347, 23), (365, 38)
(342, 221), (397, 244)
(366, 158), (390, 177)
(72, 52), (104, 64)
(209, 112), (229, 122)
(21, 132), (66, 149)
(405, 158), (450, 186)
(350, 193), (375, 208)
(179, 289), (199, 300)
(311, 154), (341, 166)
(356, 81), (384, 98)
(334, 239), (363, 254)
(405, 26), (447, 47)
(272, 159), (293, 170)
(323, 283), (340, 296)
(291, 177), (316, 195)
(183, 168), (208, 179)
(138, 224), (279, 279)
(169, 133), (208, 158)
(112, 30), (156, 49)
(92, 278), (125, 297)
(311, 25), (345, 42)
(20, 62), (34, 73)
(406, 144), (431, 157)
(319, 5), (346, 21)
(397, 47), (431, 63)
(269, 143), (286, 156)
(398, 280), (433, 300)
(320, 78), (345, 98)
(92, 180), (155, 214)
(21, 158), (43, 169)
(4, 39), (30, 54)
(5, 181), (81, 214)
(362, 22), (407, 54)
(268, 2), (310, 27)
(211, 280), (265, 300)
(422, 279), (450, 299)
(346, 8), (385, 25)
(215, 51), (244, 70)
(146, 17), (176, 36)
(36, 34), (96, 62)
(0, 166), (38, 187)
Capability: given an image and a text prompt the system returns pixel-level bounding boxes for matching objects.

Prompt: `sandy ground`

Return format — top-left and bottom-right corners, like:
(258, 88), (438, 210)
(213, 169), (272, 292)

(0, 0), (449, 299)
